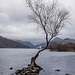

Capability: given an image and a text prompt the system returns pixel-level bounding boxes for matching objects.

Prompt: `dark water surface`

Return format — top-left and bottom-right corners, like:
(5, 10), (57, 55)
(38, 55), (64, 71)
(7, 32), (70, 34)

(0, 48), (75, 75)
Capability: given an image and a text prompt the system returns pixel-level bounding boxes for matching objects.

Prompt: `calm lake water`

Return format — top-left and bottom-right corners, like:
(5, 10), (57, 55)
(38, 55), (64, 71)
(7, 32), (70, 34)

(0, 48), (75, 75)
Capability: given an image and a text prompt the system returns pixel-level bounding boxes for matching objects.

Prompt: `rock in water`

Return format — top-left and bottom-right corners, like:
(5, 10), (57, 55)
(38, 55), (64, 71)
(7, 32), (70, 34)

(55, 69), (60, 71)
(10, 67), (13, 70)
(65, 73), (70, 75)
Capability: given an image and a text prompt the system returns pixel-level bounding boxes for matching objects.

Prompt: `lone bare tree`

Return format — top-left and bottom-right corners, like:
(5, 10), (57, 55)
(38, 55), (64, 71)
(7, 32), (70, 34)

(26, 0), (70, 71)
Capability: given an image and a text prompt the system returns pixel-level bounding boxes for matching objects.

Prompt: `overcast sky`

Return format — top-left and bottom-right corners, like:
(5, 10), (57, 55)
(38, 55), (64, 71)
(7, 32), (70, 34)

(0, 0), (75, 44)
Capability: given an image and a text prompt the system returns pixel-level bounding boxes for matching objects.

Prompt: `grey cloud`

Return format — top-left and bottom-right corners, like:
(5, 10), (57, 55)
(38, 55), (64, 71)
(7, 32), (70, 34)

(0, 12), (10, 25)
(0, 8), (3, 13)
(0, 0), (75, 44)
(0, 0), (30, 25)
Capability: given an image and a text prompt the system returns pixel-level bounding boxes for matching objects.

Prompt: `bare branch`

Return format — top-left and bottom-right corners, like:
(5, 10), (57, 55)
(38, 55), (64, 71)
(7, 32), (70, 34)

(25, 0), (70, 54)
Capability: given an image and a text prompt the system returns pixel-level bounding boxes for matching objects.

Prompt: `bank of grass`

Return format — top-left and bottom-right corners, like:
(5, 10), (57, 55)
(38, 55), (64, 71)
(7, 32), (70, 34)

(66, 48), (74, 52)
(50, 48), (75, 52)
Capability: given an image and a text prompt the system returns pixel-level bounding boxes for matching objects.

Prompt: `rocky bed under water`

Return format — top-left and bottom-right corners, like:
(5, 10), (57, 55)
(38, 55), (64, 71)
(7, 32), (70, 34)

(15, 67), (40, 75)
(15, 67), (70, 75)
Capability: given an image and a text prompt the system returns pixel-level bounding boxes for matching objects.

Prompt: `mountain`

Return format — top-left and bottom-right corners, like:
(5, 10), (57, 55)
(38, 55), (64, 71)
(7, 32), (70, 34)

(0, 35), (75, 48)
(17, 40), (35, 48)
(34, 37), (64, 48)
(17, 40), (46, 48)
(51, 37), (64, 44)
(50, 37), (75, 45)
(35, 43), (46, 48)
(0, 36), (29, 48)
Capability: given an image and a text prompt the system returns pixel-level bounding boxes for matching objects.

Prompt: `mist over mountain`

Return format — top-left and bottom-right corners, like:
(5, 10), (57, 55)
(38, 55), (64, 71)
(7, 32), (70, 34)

(34, 43), (46, 48)
(17, 40), (35, 48)
(35, 37), (75, 48)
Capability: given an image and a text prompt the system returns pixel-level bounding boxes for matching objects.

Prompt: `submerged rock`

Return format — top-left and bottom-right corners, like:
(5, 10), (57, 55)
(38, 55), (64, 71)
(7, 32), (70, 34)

(65, 73), (70, 75)
(10, 67), (13, 70)
(11, 73), (14, 75)
(55, 69), (60, 71)
(1, 72), (3, 74)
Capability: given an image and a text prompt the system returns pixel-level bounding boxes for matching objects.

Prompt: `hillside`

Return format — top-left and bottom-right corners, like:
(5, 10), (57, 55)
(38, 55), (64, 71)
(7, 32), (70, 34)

(17, 40), (35, 48)
(64, 38), (75, 44)
(50, 37), (75, 45)
(48, 37), (75, 51)
(0, 36), (29, 48)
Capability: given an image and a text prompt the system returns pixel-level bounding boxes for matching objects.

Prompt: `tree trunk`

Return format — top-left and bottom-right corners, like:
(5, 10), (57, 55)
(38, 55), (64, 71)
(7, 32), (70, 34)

(15, 46), (48, 75)
(30, 46), (48, 70)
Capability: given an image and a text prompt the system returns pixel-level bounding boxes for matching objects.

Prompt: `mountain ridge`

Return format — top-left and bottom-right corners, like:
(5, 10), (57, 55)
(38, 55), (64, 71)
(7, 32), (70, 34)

(0, 35), (75, 48)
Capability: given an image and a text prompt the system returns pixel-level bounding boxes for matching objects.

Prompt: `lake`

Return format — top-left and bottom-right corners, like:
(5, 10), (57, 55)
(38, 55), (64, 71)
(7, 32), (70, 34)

(0, 48), (75, 75)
